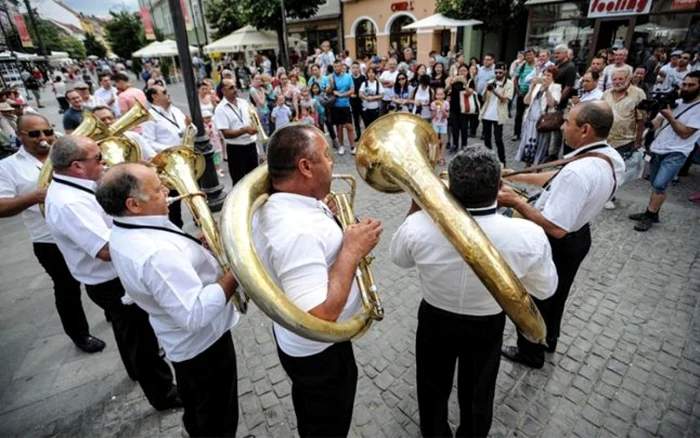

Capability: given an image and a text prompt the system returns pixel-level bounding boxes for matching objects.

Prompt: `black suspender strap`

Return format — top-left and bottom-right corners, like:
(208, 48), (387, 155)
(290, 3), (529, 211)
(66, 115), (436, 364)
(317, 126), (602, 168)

(151, 108), (181, 130)
(113, 220), (202, 246)
(52, 176), (95, 195)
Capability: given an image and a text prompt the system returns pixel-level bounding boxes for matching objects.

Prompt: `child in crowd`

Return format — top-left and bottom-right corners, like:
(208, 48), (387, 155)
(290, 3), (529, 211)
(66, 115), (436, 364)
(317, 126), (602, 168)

(299, 106), (315, 126)
(297, 86), (316, 124)
(310, 82), (326, 131)
(430, 87), (450, 166)
(271, 94), (293, 131)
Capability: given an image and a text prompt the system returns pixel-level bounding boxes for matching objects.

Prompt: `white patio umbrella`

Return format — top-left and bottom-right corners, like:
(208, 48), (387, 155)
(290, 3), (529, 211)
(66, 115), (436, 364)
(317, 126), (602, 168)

(402, 14), (482, 30)
(203, 25), (302, 54)
(132, 41), (166, 58)
(150, 40), (199, 57)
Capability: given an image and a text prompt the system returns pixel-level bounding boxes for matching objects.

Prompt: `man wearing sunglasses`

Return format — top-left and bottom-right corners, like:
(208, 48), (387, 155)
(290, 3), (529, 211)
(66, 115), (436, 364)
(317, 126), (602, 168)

(44, 135), (181, 411)
(0, 114), (105, 353)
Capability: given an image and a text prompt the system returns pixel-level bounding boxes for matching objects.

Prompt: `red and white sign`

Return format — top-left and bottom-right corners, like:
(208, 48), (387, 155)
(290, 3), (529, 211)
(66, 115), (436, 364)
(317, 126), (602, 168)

(140, 7), (156, 40)
(13, 14), (33, 48)
(588, 0), (652, 18)
(671, 0), (699, 10)
(180, 0), (193, 31)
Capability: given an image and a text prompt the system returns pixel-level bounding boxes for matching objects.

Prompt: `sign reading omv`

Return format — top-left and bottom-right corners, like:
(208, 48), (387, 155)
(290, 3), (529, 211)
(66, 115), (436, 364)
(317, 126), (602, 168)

(588, 0), (653, 17)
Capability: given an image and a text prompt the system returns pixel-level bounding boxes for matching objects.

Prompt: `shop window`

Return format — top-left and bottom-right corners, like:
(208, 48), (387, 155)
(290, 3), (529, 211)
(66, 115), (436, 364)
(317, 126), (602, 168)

(356, 20), (377, 59)
(389, 16), (417, 61)
(528, 18), (596, 70)
(631, 13), (699, 67)
(305, 30), (339, 54)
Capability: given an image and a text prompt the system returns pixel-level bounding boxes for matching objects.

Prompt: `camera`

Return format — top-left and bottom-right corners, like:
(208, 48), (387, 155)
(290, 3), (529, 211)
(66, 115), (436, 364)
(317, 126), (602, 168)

(486, 82), (495, 91)
(571, 88), (580, 97)
(637, 88), (679, 117)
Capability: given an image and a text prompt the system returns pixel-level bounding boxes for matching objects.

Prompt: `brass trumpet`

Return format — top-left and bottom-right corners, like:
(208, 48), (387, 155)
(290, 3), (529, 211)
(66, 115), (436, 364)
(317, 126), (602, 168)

(248, 105), (268, 143)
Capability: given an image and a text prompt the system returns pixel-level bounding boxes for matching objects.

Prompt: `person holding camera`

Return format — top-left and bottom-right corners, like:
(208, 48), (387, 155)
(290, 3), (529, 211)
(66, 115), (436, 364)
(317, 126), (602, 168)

(630, 71), (700, 232)
(479, 63), (513, 166)
(571, 71), (603, 105)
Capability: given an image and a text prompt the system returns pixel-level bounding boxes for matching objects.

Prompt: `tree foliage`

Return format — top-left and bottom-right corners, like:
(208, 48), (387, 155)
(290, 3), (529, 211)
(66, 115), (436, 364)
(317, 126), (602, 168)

(62, 35), (86, 59)
(7, 14), (85, 58)
(436, 0), (526, 34)
(104, 10), (145, 60)
(204, 0), (244, 41)
(83, 33), (107, 58)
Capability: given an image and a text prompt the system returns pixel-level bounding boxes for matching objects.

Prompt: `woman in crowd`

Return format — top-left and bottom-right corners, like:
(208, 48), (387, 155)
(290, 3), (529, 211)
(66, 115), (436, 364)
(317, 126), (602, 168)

(515, 65), (561, 166)
(449, 52), (465, 77)
(430, 62), (447, 91)
(249, 74), (271, 136)
(445, 64), (478, 151)
(467, 64), (481, 136)
(391, 72), (413, 112)
(411, 74), (433, 121)
(273, 73), (299, 118)
(310, 82), (328, 132)
(411, 64), (428, 88)
(359, 66), (384, 128)
(198, 81), (225, 177)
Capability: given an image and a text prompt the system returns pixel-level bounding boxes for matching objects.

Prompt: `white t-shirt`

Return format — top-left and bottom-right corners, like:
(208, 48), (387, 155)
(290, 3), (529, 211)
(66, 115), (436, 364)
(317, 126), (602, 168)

(535, 142), (625, 233)
(650, 99), (700, 156)
(252, 192), (362, 357)
(379, 70), (399, 101)
(390, 204), (557, 315)
(580, 88), (603, 102)
(482, 90), (499, 121)
(214, 97), (257, 146)
(359, 80), (384, 110)
(0, 147), (53, 243)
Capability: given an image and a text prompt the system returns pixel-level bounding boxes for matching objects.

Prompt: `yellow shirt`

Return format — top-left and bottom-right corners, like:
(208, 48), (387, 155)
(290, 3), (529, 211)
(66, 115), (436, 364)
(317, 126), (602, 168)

(602, 85), (646, 148)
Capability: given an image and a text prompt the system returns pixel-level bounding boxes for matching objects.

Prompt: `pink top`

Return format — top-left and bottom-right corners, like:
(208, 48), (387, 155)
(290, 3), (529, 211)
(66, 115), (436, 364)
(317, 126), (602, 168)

(430, 101), (450, 126)
(117, 87), (148, 116)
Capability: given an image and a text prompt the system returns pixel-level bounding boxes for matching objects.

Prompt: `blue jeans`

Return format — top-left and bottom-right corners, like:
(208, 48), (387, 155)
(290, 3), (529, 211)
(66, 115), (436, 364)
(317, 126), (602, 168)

(649, 152), (687, 193)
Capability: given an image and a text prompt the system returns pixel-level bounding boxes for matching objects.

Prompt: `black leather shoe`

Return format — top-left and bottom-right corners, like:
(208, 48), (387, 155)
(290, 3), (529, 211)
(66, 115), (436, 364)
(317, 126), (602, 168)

(634, 216), (654, 232)
(501, 346), (544, 369)
(74, 335), (106, 353)
(545, 339), (557, 353)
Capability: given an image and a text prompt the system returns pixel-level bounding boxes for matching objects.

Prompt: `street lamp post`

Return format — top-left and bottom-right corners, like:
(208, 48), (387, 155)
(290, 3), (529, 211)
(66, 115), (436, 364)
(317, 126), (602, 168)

(167, 0), (227, 211)
(278, 0), (290, 69)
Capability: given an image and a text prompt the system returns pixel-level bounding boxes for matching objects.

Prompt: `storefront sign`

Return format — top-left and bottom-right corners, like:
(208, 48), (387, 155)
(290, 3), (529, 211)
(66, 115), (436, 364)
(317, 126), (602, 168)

(588, 0), (652, 18)
(13, 15), (33, 48)
(391, 1), (414, 12)
(671, 0), (699, 10)
(140, 7), (156, 40)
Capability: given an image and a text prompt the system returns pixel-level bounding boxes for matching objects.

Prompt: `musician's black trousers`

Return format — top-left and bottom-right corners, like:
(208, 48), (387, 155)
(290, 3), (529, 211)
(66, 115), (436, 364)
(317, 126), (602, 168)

(517, 224), (591, 360)
(277, 340), (357, 437)
(227, 142), (258, 187)
(85, 277), (175, 409)
(172, 331), (239, 437)
(416, 300), (505, 438)
(33, 242), (89, 340)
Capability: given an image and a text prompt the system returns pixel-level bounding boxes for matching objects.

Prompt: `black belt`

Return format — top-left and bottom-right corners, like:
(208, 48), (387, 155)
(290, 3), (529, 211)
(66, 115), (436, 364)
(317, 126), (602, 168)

(113, 220), (201, 246)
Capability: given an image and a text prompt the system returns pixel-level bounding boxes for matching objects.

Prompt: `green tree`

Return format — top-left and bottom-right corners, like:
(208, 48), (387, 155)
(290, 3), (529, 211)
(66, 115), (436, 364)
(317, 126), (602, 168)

(104, 10), (145, 60)
(436, 0), (526, 35)
(62, 35), (86, 59)
(83, 33), (107, 58)
(204, 0), (244, 41)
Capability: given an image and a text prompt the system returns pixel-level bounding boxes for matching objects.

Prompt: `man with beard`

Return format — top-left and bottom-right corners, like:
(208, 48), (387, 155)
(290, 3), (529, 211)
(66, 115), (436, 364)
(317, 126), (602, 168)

(629, 71), (700, 231)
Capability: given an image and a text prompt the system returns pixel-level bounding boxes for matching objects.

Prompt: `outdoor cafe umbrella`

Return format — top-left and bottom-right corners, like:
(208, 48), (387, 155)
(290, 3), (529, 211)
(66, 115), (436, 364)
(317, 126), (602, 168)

(402, 13), (483, 30)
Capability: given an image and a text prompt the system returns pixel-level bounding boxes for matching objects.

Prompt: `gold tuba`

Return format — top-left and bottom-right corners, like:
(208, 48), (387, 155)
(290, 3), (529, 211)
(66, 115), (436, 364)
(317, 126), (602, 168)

(219, 127), (383, 342)
(37, 100), (153, 214)
(150, 146), (248, 313)
(357, 113), (547, 344)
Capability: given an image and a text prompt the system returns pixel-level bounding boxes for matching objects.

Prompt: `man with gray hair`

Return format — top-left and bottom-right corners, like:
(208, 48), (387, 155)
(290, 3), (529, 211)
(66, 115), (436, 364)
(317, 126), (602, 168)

(44, 135), (181, 411)
(96, 163), (241, 436)
(499, 101), (625, 368)
(391, 146), (557, 437)
(601, 48), (633, 91)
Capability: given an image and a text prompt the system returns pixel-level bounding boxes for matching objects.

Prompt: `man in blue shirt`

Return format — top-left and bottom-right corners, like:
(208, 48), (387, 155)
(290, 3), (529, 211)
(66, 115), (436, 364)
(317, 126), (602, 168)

(328, 60), (355, 155)
(512, 49), (537, 141)
(62, 89), (84, 134)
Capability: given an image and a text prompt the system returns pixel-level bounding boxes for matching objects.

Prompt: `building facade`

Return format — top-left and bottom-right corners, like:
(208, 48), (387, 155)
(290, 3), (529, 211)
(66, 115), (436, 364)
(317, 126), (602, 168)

(525, 0), (700, 70)
(288, 0), (343, 53)
(342, 0), (457, 63)
(138, 0), (211, 47)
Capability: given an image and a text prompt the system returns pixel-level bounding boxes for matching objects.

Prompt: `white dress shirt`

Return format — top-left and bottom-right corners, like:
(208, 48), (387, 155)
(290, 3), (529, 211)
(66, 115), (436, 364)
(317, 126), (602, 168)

(124, 130), (158, 160)
(109, 215), (239, 362)
(93, 86), (120, 116)
(0, 147), (53, 243)
(535, 141), (625, 233)
(214, 97), (257, 146)
(142, 104), (189, 152)
(379, 70), (399, 101)
(579, 88), (603, 102)
(252, 192), (362, 357)
(391, 205), (557, 315)
(45, 174), (117, 285)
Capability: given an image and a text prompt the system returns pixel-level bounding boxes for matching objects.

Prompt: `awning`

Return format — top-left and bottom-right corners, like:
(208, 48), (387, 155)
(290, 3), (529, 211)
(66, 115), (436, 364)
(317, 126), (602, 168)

(204, 25), (303, 54)
(402, 14), (482, 30)
(524, 0), (568, 5)
(133, 40), (199, 58)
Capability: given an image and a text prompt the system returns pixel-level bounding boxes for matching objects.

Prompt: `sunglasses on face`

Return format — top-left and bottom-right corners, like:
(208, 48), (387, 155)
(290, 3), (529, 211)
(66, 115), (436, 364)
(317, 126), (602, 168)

(73, 152), (102, 163)
(21, 129), (54, 138)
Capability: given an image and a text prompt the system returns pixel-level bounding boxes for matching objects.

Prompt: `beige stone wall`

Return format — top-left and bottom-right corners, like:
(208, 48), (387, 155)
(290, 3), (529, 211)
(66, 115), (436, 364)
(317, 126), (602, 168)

(342, 0), (454, 64)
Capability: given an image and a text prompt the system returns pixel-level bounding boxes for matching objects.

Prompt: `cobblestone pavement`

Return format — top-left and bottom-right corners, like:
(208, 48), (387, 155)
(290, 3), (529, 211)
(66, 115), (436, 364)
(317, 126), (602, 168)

(0, 83), (699, 437)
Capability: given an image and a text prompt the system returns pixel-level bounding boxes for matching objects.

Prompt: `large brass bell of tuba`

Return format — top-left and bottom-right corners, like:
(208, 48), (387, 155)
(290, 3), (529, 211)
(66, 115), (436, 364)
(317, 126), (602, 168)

(356, 113), (547, 344)
(219, 126), (382, 342)
(37, 100), (153, 215)
(149, 146), (248, 313)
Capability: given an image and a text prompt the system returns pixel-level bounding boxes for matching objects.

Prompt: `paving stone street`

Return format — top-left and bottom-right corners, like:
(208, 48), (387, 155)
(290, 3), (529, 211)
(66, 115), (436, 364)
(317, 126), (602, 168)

(0, 81), (699, 437)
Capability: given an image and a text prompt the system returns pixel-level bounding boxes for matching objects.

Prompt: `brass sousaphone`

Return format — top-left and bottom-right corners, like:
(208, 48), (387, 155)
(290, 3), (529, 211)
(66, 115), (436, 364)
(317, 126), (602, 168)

(219, 125), (383, 342)
(37, 100), (152, 215)
(356, 113), (547, 344)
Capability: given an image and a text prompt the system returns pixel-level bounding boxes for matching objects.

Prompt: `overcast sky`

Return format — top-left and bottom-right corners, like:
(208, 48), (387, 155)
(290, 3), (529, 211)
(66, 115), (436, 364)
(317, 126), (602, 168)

(62, 0), (139, 17)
